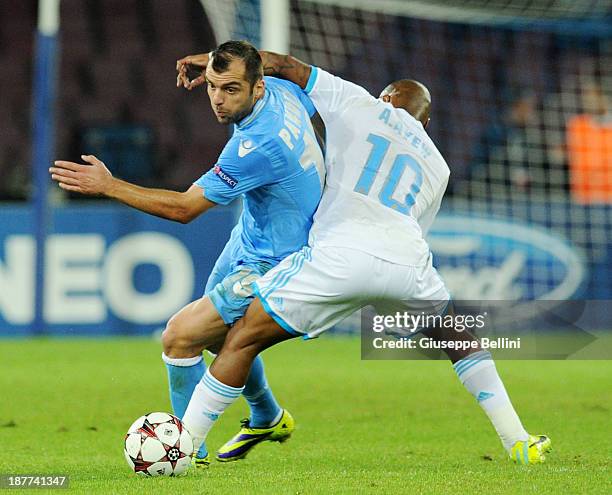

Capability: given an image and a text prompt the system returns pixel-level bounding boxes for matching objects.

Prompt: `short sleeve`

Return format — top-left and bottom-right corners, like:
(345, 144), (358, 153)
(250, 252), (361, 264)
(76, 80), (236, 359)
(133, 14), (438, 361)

(194, 138), (275, 205)
(304, 66), (375, 122)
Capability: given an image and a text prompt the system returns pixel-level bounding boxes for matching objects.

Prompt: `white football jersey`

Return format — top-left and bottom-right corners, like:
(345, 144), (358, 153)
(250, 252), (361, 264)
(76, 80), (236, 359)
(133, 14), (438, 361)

(305, 67), (450, 265)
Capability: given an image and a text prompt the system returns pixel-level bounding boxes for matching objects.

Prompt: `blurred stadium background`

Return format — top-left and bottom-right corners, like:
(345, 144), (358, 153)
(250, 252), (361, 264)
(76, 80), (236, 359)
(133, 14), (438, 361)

(0, 0), (610, 336)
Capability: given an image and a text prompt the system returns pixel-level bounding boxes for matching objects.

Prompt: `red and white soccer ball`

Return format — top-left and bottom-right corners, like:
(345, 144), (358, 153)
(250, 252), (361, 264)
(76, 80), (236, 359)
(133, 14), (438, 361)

(124, 412), (194, 477)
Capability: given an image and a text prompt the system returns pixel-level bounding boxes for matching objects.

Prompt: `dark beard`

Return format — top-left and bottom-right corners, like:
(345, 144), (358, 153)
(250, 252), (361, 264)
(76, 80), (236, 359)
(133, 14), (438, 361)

(225, 104), (254, 125)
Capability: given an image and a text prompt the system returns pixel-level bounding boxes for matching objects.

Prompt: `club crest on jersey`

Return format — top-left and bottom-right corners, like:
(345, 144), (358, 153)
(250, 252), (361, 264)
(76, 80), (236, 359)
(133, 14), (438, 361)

(214, 165), (238, 188)
(238, 139), (257, 157)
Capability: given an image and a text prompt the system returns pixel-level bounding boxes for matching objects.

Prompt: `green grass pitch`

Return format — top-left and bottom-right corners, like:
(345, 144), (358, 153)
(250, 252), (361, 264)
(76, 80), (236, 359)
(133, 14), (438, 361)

(1, 337), (610, 494)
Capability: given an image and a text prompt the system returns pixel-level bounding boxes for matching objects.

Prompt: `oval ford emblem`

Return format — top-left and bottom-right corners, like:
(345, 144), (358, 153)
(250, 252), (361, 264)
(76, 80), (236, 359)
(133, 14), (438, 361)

(428, 215), (586, 301)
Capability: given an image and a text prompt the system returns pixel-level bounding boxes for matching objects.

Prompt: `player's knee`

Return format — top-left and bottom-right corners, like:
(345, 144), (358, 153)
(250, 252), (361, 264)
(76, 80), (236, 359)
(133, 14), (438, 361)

(161, 314), (191, 356)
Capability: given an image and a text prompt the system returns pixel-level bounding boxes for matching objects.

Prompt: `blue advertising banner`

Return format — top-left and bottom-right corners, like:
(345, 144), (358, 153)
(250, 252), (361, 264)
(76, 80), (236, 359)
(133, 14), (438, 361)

(0, 204), (237, 336)
(429, 215), (587, 301)
(0, 202), (608, 336)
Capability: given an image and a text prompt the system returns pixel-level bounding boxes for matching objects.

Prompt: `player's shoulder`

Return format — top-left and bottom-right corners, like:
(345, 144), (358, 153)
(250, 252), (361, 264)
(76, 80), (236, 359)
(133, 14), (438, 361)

(261, 77), (301, 110)
(235, 96), (291, 150)
(239, 94), (286, 138)
(217, 130), (273, 171)
(264, 76), (316, 116)
(264, 75), (302, 94)
(234, 117), (282, 160)
(339, 97), (392, 127)
(311, 66), (374, 101)
(230, 125), (303, 180)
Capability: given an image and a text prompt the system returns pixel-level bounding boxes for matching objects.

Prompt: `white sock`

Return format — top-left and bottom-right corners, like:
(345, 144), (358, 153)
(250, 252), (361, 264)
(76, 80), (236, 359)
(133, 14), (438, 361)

(182, 369), (244, 452)
(161, 353), (203, 367)
(453, 350), (529, 452)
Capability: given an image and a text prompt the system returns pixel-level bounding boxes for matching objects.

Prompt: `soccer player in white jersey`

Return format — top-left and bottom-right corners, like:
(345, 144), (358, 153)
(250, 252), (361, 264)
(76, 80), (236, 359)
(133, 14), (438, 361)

(176, 51), (551, 465)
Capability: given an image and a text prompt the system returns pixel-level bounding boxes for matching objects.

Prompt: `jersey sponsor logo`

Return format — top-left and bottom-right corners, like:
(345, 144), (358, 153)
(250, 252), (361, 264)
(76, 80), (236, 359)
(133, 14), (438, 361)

(238, 139), (257, 157)
(213, 165), (238, 188)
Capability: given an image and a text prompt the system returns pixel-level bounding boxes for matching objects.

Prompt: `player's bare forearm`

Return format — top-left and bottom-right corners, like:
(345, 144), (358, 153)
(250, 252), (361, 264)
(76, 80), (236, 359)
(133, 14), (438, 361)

(50, 155), (213, 223)
(105, 179), (204, 224)
(260, 51), (311, 89)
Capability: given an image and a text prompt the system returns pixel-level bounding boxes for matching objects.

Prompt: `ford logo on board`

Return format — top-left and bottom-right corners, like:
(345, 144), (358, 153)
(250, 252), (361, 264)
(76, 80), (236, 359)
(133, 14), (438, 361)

(427, 215), (586, 301)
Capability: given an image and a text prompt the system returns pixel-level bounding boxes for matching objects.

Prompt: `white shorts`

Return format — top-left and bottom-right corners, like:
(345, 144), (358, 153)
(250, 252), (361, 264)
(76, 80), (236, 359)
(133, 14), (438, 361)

(253, 245), (450, 339)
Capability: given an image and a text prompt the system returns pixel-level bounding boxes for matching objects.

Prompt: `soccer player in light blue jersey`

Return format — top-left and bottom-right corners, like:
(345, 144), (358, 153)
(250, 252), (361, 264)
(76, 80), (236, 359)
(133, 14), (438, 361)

(50, 41), (325, 466)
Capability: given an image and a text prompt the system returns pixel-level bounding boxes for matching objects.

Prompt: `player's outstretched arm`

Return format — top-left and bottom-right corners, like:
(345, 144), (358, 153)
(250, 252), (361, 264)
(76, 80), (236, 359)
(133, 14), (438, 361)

(259, 51), (312, 90)
(50, 155), (215, 223)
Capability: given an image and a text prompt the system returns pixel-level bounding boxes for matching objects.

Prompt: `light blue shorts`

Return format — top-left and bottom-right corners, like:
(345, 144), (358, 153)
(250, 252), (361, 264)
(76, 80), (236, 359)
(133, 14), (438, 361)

(207, 261), (273, 325)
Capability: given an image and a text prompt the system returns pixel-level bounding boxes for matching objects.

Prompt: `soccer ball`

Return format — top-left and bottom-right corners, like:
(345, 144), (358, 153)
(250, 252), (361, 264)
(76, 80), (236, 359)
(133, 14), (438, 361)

(124, 412), (194, 477)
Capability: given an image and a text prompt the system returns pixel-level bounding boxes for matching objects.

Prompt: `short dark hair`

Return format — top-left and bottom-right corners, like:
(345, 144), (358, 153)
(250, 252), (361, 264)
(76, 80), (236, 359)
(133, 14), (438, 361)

(210, 40), (263, 88)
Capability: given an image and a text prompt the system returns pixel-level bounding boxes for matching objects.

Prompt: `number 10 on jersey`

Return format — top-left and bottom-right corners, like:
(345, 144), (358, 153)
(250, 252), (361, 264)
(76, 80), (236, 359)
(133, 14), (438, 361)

(354, 133), (422, 216)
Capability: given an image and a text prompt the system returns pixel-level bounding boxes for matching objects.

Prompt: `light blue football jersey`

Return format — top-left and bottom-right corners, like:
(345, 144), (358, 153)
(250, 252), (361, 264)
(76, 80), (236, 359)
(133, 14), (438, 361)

(196, 77), (325, 268)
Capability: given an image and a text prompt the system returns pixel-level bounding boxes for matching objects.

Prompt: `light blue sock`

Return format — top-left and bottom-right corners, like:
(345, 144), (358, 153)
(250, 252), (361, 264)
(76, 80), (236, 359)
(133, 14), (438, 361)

(162, 353), (208, 457)
(243, 356), (282, 427)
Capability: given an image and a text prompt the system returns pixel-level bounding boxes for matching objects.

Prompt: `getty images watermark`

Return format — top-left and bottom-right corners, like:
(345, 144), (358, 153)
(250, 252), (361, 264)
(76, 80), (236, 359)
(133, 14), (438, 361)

(360, 300), (609, 360)
(369, 311), (521, 351)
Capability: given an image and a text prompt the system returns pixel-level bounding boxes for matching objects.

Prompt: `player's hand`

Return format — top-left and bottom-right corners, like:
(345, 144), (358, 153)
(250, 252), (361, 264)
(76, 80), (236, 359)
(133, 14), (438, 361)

(176, 53), (209, 90)
(49, 155), (114, 196)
